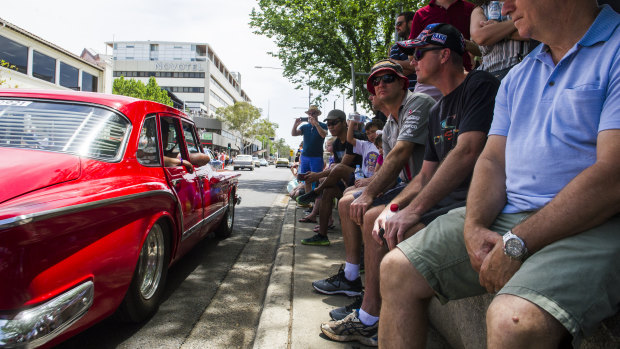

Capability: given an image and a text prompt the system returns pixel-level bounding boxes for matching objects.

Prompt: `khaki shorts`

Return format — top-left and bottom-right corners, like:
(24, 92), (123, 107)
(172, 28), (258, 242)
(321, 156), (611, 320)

(398, 206), (620, 347)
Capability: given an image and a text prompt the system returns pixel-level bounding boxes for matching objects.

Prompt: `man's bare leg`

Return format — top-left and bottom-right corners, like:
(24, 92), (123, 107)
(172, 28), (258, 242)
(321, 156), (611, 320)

(487, 295), (569, 349)
(338, 192), (363, 264)
(360, 205), (385, 316)
(379, 249), (435, 348)
(319, 187), (341, 237)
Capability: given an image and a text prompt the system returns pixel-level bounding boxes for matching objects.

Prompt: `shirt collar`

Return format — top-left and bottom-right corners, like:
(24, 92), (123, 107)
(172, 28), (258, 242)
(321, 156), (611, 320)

(429, 0), (462, 8)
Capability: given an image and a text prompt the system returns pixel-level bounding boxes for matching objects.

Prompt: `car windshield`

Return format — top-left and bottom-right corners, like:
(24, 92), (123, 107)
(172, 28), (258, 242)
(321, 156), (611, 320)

(0, 100), (130, 161)
(237, 155), (252, 160)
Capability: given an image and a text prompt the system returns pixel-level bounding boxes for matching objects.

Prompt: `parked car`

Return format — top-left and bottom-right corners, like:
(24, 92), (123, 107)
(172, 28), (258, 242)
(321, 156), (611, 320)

(252, 156), (261, 167)
(233, 154), (254, 171)
(276, 158), (290, 168)
(0, 90), (241, 348)
(259, 158), (268, 167)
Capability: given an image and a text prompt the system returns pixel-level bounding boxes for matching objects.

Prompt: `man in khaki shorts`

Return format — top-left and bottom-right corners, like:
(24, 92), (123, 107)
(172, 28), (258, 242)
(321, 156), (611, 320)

(379, 0), (620, 347)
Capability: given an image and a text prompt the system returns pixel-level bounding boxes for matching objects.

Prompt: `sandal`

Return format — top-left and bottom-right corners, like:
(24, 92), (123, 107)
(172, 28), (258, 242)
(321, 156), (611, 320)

(298, 217), (317, 223)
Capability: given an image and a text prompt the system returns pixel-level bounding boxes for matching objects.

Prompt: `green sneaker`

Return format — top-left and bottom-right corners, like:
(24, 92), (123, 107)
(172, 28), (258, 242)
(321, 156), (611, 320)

(301, 233), (330, 246)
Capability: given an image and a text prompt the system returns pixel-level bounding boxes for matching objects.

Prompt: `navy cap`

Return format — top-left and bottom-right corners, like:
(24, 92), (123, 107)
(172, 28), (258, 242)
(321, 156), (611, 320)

(397, 23), (465, 56)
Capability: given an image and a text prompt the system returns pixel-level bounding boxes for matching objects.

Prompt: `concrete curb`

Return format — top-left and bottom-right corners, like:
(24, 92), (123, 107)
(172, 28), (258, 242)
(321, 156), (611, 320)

(252, 198), (295, 349)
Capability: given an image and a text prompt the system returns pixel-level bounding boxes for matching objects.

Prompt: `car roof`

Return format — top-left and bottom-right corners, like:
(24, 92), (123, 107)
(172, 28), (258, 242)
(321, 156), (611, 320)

(0, 89), (189, 123)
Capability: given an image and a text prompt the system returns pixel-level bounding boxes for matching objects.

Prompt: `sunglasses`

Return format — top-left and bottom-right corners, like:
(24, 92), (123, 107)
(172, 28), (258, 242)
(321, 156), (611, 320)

(395, 20), (404, 26)
(326, 119), (342, 126)
(371, 74), (398, 86)
(412, 47), (445, 61)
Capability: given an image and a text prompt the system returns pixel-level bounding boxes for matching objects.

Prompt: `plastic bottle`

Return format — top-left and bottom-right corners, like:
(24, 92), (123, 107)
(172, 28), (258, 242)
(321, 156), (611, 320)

(354, 165), (364, 181)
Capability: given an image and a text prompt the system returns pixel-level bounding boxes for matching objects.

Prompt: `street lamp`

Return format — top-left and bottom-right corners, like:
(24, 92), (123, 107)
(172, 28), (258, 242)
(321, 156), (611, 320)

(255, 65), (311, 107)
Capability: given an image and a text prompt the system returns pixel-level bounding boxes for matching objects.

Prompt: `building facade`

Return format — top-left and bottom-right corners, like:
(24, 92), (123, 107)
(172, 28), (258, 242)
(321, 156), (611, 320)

(0, 17), (105, 92)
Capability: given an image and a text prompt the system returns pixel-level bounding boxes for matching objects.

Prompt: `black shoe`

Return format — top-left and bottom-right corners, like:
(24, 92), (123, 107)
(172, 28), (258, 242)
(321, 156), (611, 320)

(301, 233), (330, 246)
(330, 292), (364, 321)
(297, 190), (318, 205)
(313, 265), (363, 296)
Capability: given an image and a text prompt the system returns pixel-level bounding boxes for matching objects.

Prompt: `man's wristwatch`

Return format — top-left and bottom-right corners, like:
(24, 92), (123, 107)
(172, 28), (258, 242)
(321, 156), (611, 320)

(503, 231), (528, 261)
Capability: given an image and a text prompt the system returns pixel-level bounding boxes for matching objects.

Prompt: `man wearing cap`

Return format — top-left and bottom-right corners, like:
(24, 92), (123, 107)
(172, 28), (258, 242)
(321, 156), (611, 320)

(389, 11), (417, 90)
(380, 1), (620, 347)
(292, 105), (328, 194)
(320, 24), (499, 346)
(299, 109), (362, 246)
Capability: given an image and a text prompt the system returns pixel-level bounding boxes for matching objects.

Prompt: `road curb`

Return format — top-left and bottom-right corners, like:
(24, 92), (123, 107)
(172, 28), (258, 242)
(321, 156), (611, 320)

(252, 197), (295, 349)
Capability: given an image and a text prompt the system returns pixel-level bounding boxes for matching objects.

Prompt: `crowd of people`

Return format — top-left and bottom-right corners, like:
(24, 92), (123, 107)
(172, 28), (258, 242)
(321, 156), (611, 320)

(288, 0), (619, 347)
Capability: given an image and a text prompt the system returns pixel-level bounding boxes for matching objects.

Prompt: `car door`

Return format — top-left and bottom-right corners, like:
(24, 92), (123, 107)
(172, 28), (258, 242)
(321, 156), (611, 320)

(159, 115), (204, 242)
(180, 120), (222, 227)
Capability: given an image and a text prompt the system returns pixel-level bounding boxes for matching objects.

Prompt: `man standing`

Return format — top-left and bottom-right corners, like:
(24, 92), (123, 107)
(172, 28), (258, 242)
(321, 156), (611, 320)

(320, 24), (499, 346)
(381, 1), (620, 348)
(389, 11), (417, 89)
(291, 105), (328, 194)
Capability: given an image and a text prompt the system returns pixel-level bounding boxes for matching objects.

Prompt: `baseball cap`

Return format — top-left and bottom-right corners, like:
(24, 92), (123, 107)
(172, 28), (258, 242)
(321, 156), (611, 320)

(324, 109), (346, 121)
(396, 23), (465, 56)
(366, 59), (409, 95)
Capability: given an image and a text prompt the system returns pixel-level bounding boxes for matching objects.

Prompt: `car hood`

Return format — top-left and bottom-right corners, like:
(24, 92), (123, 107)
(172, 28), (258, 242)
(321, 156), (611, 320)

(0, 148), (81, 204)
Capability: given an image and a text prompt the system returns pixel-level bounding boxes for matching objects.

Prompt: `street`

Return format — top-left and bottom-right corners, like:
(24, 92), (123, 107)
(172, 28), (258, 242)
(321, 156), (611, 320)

(55, 164), (293, 349)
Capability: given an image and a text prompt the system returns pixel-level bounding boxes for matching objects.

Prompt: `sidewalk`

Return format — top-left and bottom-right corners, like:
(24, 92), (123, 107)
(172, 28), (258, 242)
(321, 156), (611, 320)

(253, 197), (374, 349)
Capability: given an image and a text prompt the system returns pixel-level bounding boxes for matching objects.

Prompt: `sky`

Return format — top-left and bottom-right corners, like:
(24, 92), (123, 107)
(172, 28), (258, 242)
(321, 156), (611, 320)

(2, 0), (368, 149)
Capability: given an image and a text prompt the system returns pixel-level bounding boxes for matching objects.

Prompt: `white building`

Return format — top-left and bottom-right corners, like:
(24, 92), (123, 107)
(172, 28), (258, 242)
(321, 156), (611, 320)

(0, 17), (105, 92)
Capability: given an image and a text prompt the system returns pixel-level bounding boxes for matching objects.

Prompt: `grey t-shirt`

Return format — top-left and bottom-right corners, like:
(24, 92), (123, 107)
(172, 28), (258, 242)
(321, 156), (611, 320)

(382, 91), (435, 183)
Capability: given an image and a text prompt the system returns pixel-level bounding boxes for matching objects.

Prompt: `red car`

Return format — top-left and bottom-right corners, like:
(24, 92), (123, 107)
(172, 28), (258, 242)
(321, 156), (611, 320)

(0, 90), (241, 348)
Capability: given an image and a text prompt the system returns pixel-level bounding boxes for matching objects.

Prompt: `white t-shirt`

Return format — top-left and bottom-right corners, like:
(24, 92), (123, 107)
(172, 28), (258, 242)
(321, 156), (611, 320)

(353, 140), (380, 178)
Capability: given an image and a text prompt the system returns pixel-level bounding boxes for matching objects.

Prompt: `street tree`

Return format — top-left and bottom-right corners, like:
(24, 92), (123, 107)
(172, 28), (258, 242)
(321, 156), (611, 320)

(216, 102), (277, 153)
(250, 0), (424, 110)
(0, 60), (18, 88)
(112, 76), (172, 106)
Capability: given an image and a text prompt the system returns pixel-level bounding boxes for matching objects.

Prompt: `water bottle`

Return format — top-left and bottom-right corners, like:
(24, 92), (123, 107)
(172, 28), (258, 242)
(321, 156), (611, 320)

(354, 165), (364, 181)
(488, 1), (503, 21)
(378, 203), (399, 246)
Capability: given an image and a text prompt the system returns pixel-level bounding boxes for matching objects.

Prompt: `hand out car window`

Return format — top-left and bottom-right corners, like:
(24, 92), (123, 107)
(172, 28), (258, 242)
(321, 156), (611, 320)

(136, 116), (160, 166)
(160, 117), (185, 168)
(181, 120), (211, 167)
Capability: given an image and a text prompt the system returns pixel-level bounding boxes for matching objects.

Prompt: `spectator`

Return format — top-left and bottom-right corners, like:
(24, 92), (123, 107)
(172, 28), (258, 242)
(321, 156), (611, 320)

(389, 11), (417, 90)
(298, 110), (362, 246)
(311, 59), (435, 331)
(407, 0), (478, 101)
(297, 137), (337, 224)
(291, 105), (328, 194)
(346, 118), (384, 188)
(470, 0), (536, 80)
(380, 1), (620, 348)
(320, 24), (500, 346)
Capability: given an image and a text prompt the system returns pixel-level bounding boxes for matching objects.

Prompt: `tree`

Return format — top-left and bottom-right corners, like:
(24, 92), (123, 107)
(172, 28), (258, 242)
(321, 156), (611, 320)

(112, 76), (172, 106)
(0, 60), (18, 88)
(250, 0), (425, 110)
(216, 102), (278, 153)
(273, 138), (292, 159)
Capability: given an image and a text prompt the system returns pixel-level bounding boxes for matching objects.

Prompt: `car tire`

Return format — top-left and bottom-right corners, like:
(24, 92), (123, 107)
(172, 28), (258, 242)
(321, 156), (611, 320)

(234, 167), (238, 171)
(117, 222), (169, 323)
(215, 195), (235, 239)
(250, 167), (254, 171)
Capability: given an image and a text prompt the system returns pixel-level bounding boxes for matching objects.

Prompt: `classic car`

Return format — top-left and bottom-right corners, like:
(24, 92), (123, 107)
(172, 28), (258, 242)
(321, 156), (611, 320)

(232, 154), (254, 171)
(0, 90), (241, 348)
(259, 158), (268, 167)
(252, 156), (261, 167)
(275, 158), (291, 168)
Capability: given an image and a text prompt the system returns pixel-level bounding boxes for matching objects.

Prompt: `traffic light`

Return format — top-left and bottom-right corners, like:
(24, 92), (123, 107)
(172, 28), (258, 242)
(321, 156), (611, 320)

(227, 143), (231, 149)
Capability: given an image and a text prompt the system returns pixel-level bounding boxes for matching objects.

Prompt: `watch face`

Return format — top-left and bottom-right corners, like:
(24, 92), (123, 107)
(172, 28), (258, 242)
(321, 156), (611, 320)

(505, 238), (524, 257)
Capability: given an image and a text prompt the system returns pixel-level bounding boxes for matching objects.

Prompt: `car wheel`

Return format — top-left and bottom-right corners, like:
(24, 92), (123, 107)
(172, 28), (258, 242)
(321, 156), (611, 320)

(234, 167), (238, 170)
(117, 222), (169, 322)
(250, 167), (254, 171)
(215, 195), (235, 239)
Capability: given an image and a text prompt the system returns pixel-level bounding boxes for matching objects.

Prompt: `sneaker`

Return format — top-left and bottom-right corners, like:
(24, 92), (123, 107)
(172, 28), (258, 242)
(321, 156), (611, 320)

(301, 233), (330, 246)
(330, 292), (364, 320)
(320, 310), (378, 346)
(296, 190), (318, 205)
(312, 265), (363, 296)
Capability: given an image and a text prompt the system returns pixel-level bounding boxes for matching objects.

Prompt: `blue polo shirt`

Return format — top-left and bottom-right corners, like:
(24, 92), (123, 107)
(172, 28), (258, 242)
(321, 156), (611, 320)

(489, 5), (620, 213)
(299, 122), (328, 157)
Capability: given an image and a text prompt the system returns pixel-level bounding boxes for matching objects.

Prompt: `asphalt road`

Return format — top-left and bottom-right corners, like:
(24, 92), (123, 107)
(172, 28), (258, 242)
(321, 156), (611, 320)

(55, 164), (293, 349)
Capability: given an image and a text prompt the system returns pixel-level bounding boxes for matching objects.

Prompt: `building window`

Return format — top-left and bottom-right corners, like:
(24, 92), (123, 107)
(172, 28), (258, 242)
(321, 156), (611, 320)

(0, 34), (28, 74)
(82, 72), (98, 92)
(59, 62), (79, 90)
(32, 50), (56, 83)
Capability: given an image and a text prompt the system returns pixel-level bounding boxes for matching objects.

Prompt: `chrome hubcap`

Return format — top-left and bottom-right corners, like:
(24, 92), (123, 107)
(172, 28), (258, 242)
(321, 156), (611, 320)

(226, 199), (234, 229)
(137, 224), (165, 300)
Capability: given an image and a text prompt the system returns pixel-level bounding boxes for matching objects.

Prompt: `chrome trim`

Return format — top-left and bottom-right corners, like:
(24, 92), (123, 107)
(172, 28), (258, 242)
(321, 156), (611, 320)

(181, 204), (228, 241)
(0, 190), (176, 231)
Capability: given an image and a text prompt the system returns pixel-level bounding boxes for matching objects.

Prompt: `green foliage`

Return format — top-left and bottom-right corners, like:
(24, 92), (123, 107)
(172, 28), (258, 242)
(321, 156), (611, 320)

(112, 76), (172, 106)
(273, 138), (291, 159)
(0, 60), (18, 87)
(216, 102), (278, 151)
(250, 0), (426, 110)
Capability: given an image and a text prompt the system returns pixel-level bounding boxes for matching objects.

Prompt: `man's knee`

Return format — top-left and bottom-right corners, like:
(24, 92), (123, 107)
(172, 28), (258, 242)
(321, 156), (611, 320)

(381, 249), (433, 298)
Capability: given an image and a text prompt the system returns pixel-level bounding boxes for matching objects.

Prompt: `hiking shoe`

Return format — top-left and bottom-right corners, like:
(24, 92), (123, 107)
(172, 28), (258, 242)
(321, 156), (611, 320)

(321, 310), (378, 346)
(330, 292), (364, 320)
(296, 190), (318, 205)
(301, 233), (330, 246)
(313, 265), (363, 296)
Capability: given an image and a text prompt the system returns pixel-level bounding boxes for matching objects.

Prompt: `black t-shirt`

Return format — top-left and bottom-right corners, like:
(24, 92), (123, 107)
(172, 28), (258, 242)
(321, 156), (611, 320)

(424, 70), (500, 199)
(333, 137), (362, 168)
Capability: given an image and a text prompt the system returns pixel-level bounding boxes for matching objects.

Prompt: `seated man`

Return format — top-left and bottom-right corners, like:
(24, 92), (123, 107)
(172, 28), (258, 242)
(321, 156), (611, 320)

(299, 109), (362, 246)
(320, 24), (500, 346)
(380, 2), (620, 348)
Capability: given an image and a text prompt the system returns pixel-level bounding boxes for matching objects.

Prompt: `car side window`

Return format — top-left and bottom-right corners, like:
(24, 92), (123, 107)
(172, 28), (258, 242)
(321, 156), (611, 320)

(181, 121), (201, 154)
(136, 116), (161, 166)
(160, 116), (185, 167)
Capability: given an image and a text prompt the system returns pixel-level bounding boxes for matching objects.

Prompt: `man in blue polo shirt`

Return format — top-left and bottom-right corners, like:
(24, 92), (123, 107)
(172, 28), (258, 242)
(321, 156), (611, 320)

(380, 0), (620, 347)
(292, 105), (328, 194)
